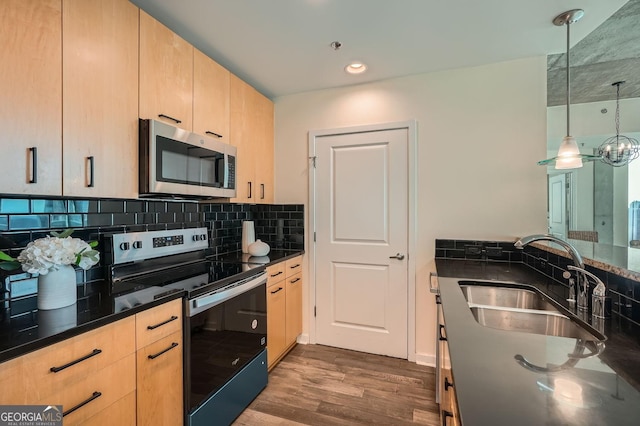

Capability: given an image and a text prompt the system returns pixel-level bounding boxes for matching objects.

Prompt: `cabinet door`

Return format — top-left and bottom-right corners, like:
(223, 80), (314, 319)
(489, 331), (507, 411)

(229, 74), (256, 202)
(62, 0), (138, 198)
(139, 10), (193, 131)
(136, 331), (183, 426)
(285, 272), (303, 347)
(254, 93), (274, 203)
(193, 49), (230, 143)
(267, 282), (286, 368)
(0, 0), (62, 195)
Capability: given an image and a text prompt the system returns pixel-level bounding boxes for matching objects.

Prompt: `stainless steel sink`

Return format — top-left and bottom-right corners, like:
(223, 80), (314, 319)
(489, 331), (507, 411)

(460, 284), (558, 311)
(459, 281), (606, 343)
(469, 306), (600, 340)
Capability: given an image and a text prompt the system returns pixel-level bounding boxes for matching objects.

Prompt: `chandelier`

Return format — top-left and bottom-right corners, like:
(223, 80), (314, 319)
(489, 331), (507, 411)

(597, 81), (639, 167)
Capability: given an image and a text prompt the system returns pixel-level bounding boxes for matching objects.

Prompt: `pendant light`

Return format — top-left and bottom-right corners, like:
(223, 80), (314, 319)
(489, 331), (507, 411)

(538, 9), (600, 169)
(597, 81), (639, 167)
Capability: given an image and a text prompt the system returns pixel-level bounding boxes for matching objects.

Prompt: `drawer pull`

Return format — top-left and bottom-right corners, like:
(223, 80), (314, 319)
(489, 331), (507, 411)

(270, 271), (283, 278)
(442, 410), (453, 426)
(290, 277), (301, 284)
(147, 315), (178, 330)
(438, 324), (447, 341)
(270, 287), (283, 295)
(87, 156), (95, 187)
(148, 342), (179, 360)
(444, 377), (454, 391)
(158, 113), (181, 124)
(50, 349), (102, 373)
(63, 391), (101, 417)
(205, 130), (223, 138)
(289, 264), (301, 269)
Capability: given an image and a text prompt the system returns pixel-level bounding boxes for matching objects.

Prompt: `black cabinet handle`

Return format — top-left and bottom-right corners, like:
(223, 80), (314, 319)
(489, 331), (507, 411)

(260, 183), (265, 200)
(290, 264), (301, 269)
(158, 113), (181, 124)
(205, 131), (223, 138)
(87, 156), (95, 187)
(270, 271), (283, 278)
(248, 181), (252, 199)
(270, 287), (283, 294)
(29, 147), (37, 183)
(435, 294), (441, 305)
(63, 391), (101, 417)
(438, 324), (447, 341)
(148, 342), (179, 360)
(442, 410), (453, 426)
(50, 349), (102, 373)
(290, 277), (301, 284)
(147, 315), (178, 330)
(444, 377), (454, 391)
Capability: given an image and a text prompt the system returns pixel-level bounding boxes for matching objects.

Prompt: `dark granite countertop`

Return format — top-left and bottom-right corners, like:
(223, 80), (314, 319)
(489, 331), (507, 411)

(0, 280), (185, 364)
(208, 249), (304, 267)
(0, 250), (304, 364)
(436, 259), (640, 426)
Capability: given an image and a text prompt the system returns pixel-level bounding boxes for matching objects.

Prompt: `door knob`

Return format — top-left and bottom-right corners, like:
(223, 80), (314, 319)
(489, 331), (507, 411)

(389, 253), (405, 260)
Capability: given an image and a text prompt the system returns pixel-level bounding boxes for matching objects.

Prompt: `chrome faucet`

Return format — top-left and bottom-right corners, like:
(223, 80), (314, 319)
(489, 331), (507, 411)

(514, 234), (588, 309)
(568, 265), (608, 318)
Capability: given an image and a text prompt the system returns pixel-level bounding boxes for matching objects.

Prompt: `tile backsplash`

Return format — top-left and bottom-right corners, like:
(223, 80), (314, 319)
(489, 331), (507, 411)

(0, 196), (304, 310)
(436, 238), (640, 326)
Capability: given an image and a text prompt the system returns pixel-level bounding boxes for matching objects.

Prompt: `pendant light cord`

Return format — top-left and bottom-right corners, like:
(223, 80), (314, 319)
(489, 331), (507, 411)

(615, 82), (621, 138)
(566, 20), (571, 137)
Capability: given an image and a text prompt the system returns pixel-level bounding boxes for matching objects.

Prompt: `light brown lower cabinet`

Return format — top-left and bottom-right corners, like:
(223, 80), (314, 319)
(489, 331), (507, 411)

(0, 298), (184, 425)
(267, 255), (304, 369)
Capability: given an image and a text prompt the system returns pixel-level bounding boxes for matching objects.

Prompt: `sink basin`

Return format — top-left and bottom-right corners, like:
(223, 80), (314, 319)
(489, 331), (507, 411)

(460, 284), (558, 311)
(459, 281), (606, 342)
(469, 306), (600, 340)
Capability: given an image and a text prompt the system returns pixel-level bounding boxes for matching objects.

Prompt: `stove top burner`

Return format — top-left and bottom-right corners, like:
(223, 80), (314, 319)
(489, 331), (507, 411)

(112, 258), (266, 301)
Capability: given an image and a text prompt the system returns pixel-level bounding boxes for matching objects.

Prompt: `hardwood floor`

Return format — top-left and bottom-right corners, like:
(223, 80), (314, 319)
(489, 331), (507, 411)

(233, 344), (440, 425)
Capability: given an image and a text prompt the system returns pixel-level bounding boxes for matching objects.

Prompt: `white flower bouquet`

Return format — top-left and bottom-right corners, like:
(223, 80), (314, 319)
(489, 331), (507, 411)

(0, 230), (99, 275)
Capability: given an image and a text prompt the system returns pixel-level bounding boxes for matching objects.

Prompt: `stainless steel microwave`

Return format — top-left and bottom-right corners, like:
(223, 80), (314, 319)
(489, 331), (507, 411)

(139, 119), (236, 198)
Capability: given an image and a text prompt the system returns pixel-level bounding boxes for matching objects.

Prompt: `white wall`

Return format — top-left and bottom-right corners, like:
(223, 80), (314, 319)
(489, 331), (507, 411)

(273, 56), (548, 363)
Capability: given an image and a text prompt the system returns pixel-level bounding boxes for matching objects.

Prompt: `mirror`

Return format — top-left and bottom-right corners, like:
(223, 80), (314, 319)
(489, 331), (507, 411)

(545, 0), (640, 272)
(546, 100), (640, 272)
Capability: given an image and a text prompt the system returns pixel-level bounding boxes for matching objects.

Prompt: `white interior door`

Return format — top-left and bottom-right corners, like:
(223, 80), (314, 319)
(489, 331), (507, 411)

(314, 128), (408, 358)
(549, 173), (567, 239)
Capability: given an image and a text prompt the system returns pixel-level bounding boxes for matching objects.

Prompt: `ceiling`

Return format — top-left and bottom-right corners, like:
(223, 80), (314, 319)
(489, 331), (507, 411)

(547, 0), (640, 106)
(131, 0), (627, 100)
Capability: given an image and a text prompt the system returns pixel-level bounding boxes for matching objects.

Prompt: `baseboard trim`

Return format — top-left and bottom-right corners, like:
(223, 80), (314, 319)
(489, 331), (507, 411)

(296, 333), (310, 345)
(415, 352), (436, 367)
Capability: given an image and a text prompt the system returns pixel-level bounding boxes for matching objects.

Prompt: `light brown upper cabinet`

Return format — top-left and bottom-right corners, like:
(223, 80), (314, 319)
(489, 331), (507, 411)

(230, 75), (274, 204)
(62, 0), (139, 198)
(0, 0), (62, 196)
(139, 10), (194, 131)
(193, 49), (230, 144)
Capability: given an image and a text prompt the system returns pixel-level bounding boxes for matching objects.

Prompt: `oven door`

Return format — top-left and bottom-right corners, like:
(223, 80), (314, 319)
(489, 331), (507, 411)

(185, 272), (267, 421)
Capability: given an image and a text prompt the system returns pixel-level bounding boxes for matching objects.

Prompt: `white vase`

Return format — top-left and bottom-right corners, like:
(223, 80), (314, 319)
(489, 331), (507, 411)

(37, 265), (77, 310)
(242, 221), (255, 254)
(248, 239), (270, 256)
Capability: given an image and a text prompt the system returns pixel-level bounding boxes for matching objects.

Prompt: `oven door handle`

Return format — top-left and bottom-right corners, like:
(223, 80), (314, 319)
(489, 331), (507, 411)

(190, 271), (267, 316)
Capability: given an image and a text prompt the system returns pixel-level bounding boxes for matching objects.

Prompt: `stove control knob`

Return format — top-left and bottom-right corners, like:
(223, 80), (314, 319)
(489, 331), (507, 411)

(119, 242), (130, 250)
(200, 234), (207, 241)
(132, 241), (142, 249)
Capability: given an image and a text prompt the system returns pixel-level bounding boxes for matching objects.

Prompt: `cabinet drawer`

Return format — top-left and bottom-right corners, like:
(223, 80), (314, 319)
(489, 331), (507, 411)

(81, 391), (136, 426)
(135, 298), (183, 350)
(0, 316), (135, 404)
(266, 262), (285, 287)
(45, 353), (136, 426)
(285, 256), (303, 277)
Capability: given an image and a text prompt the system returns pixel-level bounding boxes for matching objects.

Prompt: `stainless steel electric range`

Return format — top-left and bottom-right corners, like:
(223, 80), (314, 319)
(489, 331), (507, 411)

(107, 227), (268, 426)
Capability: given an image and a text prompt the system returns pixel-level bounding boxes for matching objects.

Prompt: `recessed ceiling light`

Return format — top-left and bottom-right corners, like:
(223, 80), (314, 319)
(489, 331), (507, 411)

(345, 62), (367, 75)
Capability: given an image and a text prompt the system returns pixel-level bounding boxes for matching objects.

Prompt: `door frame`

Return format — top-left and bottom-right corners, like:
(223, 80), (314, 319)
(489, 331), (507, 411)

(307, 120), (418, 362)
